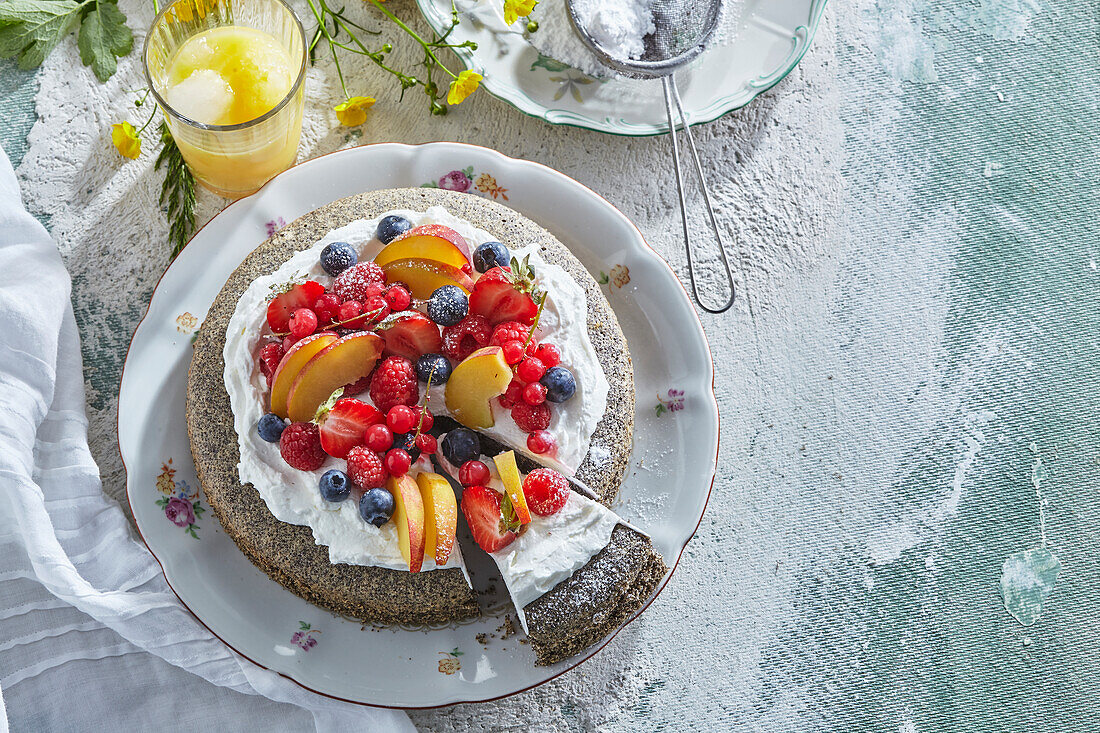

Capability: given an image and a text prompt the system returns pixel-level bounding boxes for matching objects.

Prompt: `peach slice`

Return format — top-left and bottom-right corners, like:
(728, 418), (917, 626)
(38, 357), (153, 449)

(379, 258), (475, 300)
(387, 474), (426, 572)
(492, 450), (532, 525)
(286, 332), (384, 422)
(269, 332), (338, 418)
(374, 234), (469, 272)
(416, 472), (458, 565)
(444, 346), (512, 428)
(394, 224), (471, 259)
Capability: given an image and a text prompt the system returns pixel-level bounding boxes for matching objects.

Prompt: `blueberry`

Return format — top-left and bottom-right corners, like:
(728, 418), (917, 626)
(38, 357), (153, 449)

(359, 488), (396, 527)
(441, 428), (480, 466)
(319, 469), (351, 503)
(319, 241), (357, 276)
(416, 353), (452, 384)
(376, 215), (412, 245)
(391, 431), (422, 463)
(472, 241), (509, 273)
(426, 285), (468, 327)
(540, 366), (577, 403)
(256, 413), (286, 442)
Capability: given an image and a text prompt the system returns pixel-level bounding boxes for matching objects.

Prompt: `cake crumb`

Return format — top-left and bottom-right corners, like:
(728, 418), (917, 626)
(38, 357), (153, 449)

(476, 633), (489, 645)
(498, 616), (518, 638)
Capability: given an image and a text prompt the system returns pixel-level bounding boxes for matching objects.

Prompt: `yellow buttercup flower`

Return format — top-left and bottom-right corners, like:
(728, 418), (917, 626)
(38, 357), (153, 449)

(334, 96), (376, 126)
(111, 122), (141, 159)
(503, 0), (537, 25)
(447, 71), (482, 106)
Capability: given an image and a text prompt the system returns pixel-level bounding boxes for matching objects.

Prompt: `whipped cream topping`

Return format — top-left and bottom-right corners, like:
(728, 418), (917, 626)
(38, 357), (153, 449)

(223, 206), (609, 570)
(475, 457), (621, 633)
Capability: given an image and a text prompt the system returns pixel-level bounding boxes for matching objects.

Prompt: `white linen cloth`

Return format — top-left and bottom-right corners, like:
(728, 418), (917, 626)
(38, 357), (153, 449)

(0, 144), (414, 732)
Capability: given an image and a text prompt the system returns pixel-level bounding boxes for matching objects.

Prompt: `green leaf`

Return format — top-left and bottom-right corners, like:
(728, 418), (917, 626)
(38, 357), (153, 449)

(530, 53), (569, 73)
(77, 0), (131, 81)
(155, 122), (197, 259)
(0, 0), (82, 71)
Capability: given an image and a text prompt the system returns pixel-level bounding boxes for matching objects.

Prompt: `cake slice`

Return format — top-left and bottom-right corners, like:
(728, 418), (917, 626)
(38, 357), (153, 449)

(434, 420), (668, 666)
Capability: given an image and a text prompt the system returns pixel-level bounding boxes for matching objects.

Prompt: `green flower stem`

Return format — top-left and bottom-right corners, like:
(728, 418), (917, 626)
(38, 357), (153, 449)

(305, 0), (350, 99)
(364, 0), (458, 80)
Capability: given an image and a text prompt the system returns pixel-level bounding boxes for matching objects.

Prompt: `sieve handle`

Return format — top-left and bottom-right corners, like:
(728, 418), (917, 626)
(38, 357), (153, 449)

(661, 74), (735, 314)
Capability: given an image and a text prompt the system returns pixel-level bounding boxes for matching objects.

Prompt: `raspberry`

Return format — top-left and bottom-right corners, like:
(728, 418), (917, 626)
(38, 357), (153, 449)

(442, 314), (491, 361)
(534, 343), (561, 367)
(522, 467), (569, 516)
(498, 378), (523, 408)
(313, 292), (343, 327)
(511, 401), (551, 432)
(279, 422), (325, 471)
(259, 342), (284, 385)
(346, 445), (386, 488)
(385, 285), (411, 312)
(415, 433), (437, 455)
(282, 335), (299, 352)
(517, 357), (546, 384)
(289, 308), (318, 339)
(489, 321), (531, 348)
(527, 430), (555, 455)
(385, 448), (411, 476)
(502, 340), (525, 365)
(333, 263), (385, 302)
(523, 382), (547, 405)
(369, 356), (419, 413)
(343, 373), (372, 397)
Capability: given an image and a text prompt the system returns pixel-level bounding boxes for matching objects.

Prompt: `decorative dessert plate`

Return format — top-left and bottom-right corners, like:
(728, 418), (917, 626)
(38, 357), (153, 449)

(120, 142), (718, 708)
(416, 0), (827, 135)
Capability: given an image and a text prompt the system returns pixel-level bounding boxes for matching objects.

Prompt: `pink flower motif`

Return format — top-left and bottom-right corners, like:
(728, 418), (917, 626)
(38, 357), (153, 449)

(164, 496), (196, 527)
(292, 622), (320, 650)
(439, 170), (472, 192)
(655, 388), (685, 417)
(265, 217), (287, 237)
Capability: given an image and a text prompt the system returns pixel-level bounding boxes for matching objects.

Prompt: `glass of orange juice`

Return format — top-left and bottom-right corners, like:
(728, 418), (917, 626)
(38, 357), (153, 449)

(144, 0), (306, 199)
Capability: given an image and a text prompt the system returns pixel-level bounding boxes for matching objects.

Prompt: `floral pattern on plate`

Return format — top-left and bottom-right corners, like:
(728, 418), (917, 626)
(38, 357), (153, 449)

(155, 459), (205, 538)
(654, 389), (685, 417)
(292, 621), (321, 651)
(422, 166), (508, 200)
(438, 647), (464, 674)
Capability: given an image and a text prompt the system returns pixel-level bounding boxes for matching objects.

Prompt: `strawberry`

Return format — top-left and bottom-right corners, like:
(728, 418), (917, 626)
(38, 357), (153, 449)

(279, 422), (326, 471)
(511, 401), (551, 432)
(469, 269), (539, 325)
(369, 356), (419, 413)
(316, 397), (383, 459)
(378, 312), (443, 362)
(346, 445), (386, 489)
(442, 314), (491, 361)
(461, 485), (517, 553)
(267, 281), (324, 333)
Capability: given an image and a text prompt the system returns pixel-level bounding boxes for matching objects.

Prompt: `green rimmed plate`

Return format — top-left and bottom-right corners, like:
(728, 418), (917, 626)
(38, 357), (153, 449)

(415, 0), (827, 135)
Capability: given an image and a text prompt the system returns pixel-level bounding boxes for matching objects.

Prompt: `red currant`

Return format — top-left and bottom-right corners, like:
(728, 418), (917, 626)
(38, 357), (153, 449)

(459, 460), (490, 487)
(384, 285), (412, 312)
(384, 448), (411, 476)
(415, 433), (438, 455)
(313, 293), (343, 327)
(288, 308), (318, 339)
(414, 406), (434, 432)
(534, 343), (561, 368)
(517, 357), (546, 384)
(523, 382), (547, 405)
(502, 340), (525, 365)
(386, 405), (417, 433)
(365, 424), (393, 453)
(527, 430), (555, 455)
(364, 295), (390, 325)
(338, 300), (366, 329)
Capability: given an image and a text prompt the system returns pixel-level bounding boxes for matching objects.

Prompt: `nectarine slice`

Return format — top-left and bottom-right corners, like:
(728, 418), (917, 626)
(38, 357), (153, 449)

(374, 234), (469, 272)
(416, 472), (458, 565)
(444, 346), (512, 428)
(387, 475), (426, 572)
(492, 451), (531, 525)
(269, 332), (338, 418)
(379, 258), (475, 300)
(286, 332), (384, 422)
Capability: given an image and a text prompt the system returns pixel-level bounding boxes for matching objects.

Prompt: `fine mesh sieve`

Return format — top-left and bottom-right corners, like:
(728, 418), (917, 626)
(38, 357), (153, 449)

(566, 0), (735, 313)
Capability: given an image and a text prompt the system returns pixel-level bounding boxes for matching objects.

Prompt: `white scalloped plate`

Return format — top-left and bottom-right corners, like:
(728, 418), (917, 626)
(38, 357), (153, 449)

(120, 142), (718, 708)
(416, 0), (827, 135)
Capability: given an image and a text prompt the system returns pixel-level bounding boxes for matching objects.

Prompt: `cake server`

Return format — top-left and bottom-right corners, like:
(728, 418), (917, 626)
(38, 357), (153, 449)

(566, 0), (735, 313)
